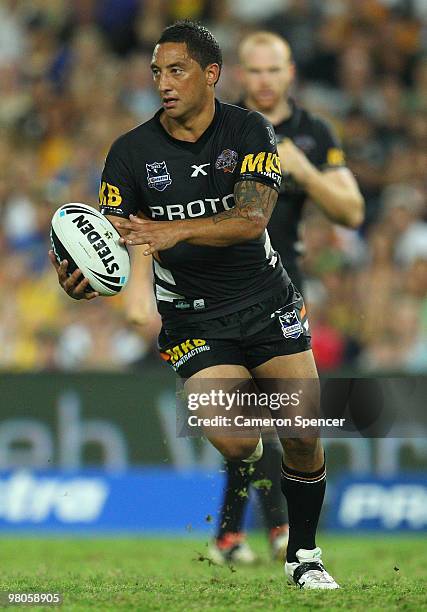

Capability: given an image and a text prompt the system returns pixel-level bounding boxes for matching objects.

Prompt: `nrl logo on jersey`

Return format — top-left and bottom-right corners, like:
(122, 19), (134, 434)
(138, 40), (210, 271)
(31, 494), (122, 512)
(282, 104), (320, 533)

(279, 310), (303, 339)
(215, 149), (238, 173)
(146, 161), (172, 191)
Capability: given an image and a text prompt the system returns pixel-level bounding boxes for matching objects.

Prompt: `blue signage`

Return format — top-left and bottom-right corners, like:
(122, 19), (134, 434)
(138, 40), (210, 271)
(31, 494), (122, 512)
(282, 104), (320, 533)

(0, 469), (224, 533)
(328, 475), (427, 531)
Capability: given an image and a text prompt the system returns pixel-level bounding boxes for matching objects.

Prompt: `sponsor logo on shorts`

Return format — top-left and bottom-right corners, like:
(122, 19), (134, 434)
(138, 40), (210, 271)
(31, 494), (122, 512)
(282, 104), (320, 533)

(215, 149), (238, 173)
(160, 339), (210, 370)
(279, 309), (303, 339)
(146, 161), (172, 191)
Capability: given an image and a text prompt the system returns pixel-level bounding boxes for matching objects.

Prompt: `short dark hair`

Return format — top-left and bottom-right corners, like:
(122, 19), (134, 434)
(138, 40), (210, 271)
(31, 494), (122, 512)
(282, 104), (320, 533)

(157, 20), (222, 80)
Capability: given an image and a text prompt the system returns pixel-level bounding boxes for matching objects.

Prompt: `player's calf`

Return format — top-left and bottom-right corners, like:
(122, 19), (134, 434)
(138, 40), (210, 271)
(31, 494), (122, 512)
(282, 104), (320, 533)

(280, 439), (326, 565)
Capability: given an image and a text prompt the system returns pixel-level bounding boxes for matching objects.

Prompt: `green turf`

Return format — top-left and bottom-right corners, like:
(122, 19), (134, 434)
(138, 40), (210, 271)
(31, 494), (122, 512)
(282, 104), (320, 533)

(0, 535), (425, 611)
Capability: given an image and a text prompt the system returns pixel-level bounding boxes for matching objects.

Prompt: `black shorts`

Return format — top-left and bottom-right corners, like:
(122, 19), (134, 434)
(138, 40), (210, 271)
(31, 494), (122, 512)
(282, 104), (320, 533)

(158, 284), (311, 379)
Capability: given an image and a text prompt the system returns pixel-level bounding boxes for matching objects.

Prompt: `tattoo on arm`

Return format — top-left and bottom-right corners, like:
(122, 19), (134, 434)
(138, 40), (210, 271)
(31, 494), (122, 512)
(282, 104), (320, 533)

(213, 181), (278, 225)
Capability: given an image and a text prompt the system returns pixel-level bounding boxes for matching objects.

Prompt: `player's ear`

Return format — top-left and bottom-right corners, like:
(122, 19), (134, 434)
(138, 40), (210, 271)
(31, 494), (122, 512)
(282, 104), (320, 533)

(206, 63), (220, 87)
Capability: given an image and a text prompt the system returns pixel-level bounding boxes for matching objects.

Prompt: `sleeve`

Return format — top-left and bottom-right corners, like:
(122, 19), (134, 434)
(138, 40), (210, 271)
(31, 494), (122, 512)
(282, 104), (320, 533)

(236, 111), (282, 192)
(98, 137), (140, 218)
(312, 118), (346, 171)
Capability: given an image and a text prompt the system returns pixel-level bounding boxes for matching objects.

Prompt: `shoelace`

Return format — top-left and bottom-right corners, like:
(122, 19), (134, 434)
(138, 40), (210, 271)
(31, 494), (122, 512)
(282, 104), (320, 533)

(302, 569), (335, 584)
(293, 561), (335, 586)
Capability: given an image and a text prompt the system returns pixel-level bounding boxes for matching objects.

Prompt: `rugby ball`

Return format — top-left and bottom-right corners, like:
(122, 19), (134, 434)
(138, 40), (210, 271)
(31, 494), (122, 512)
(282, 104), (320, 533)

(50, 203), (130, 296)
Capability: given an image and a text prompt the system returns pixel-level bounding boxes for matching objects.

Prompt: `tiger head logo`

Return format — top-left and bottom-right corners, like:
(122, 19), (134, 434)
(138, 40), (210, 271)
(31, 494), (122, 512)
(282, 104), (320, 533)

(215, 149), (238, 173)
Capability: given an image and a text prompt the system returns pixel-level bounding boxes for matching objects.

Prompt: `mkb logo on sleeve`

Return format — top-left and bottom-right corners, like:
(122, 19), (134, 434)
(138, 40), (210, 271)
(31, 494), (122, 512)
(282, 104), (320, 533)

(240, 152), (281, 184)
(146, 161), (172, 191)
(99, 182), (122, 207)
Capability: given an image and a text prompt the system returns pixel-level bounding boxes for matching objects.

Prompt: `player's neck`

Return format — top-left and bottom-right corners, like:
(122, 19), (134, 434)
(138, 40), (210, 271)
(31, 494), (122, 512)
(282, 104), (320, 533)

(244, 96), (292, 126)
(160, 97), (216, 143)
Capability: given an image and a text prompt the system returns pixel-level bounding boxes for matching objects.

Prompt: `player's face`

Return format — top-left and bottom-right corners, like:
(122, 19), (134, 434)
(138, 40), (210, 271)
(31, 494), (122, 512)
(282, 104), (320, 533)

(151, 42), (212, 120)
(240, 42), (294, 111)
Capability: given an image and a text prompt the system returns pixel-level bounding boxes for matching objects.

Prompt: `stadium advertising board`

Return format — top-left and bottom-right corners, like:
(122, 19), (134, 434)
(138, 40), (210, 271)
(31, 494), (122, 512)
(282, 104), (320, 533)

(0, 469), (223, 533)
(328, 476), (427, 531)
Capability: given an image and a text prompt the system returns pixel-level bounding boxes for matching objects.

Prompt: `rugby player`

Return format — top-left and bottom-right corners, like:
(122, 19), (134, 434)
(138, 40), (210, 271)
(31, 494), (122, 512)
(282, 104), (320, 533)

(49, 21), (341, 589)
(210, 31), (365, 565)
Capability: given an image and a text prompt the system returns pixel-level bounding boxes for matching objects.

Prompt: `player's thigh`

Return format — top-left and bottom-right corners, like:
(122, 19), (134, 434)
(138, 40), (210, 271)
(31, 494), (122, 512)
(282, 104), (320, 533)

(251, 349), (318, 379)
(187, 364), (250, 380)
(158, 328), (261, 453)
(243, 282), (313, 378)
(252, 352), (323, 467)
(251, 350), (320, 454)
(184, 364), (261, 460)
(245, 284), (319, 424)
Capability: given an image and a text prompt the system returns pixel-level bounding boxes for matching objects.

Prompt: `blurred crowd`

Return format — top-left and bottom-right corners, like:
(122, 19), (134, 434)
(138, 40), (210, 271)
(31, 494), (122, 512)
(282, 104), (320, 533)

(0, 0), (426, 373)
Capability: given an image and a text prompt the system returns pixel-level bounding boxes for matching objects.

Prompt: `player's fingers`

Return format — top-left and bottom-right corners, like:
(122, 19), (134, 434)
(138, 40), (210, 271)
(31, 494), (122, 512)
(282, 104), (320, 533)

(84, 290), (100, 300)
(71, 276), (91, 298)
(119, 234), (145, 244)
(57, 259), (69, 284)
(143, 244), (156, 256)
(48, 250), (60, 271)
(123, 233), (150, 245)
(129, 214), (145, 225)
(114, 220), (134, 231)
(62, 267), (83, 293)
(115, 218), (147, 232)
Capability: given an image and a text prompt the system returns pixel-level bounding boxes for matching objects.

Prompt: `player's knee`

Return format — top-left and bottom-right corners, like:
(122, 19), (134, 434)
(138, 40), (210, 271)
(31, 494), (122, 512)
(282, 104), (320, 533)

(282, 437), (319, 460)
(217, 438), (261, 462)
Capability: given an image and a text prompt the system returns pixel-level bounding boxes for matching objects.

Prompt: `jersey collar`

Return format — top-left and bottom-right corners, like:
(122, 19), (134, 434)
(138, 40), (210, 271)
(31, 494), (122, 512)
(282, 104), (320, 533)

(154, 99), (221, 151)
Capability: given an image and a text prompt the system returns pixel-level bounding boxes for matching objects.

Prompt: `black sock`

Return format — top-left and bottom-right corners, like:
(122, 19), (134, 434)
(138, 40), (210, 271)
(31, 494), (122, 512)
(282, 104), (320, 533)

(280, 458), (326, 562)
(253, 439), (288, 530)
(217, 460), (252, 538)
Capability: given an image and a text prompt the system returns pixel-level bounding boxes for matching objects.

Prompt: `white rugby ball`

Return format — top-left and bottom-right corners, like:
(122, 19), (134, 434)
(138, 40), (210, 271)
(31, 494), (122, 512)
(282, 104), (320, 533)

(50, 203), (130, 296)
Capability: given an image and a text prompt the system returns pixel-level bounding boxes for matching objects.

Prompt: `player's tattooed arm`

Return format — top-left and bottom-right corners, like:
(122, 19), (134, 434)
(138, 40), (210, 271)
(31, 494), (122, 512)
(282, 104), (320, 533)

(115, 181), (278, 252)
(213, 180), (278, 226)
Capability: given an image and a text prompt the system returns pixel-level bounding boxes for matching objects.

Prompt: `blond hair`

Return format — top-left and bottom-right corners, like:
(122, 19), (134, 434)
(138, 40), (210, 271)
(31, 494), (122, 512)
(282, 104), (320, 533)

(238, 31), (292, 64)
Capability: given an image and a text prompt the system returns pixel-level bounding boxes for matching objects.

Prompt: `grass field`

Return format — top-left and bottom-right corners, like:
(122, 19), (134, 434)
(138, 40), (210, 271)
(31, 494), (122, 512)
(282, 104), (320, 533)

(0, 534), (425, 611)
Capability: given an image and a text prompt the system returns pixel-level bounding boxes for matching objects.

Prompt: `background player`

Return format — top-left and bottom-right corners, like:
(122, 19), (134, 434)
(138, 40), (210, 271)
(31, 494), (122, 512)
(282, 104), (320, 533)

(209, 31), (365, 565)
(50, 21), (340, 589)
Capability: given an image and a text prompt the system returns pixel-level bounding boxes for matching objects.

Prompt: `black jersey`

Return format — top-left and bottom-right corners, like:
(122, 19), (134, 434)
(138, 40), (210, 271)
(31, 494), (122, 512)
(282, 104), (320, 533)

(99, 100), (289, 325)
(240, 100), (346, 282)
